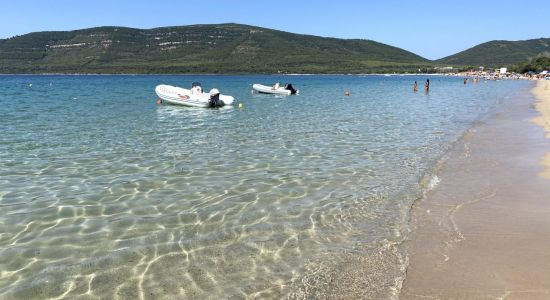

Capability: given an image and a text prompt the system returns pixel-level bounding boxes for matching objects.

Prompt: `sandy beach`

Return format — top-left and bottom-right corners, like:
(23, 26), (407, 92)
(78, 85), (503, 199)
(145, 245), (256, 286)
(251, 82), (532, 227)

(401, 80), (550, 299)
(532, 80), (550, 178)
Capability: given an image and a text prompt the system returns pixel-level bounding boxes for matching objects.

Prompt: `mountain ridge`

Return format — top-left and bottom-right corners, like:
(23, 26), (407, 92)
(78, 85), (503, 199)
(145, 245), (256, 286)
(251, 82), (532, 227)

(1, 23), (548, 73)
(0, 23), (430, 74)
(437, 38), (550, 66)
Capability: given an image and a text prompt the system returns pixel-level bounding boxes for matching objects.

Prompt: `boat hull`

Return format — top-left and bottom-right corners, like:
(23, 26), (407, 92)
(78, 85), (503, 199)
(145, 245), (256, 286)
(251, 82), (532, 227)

(155, 84), (234, 108)
(252, 84), (298, 95)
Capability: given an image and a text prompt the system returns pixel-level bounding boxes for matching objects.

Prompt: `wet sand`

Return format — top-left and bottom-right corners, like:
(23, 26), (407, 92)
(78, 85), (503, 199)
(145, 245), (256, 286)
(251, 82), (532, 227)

(532, 80), (550, 178)
(401, 81), (550, 299)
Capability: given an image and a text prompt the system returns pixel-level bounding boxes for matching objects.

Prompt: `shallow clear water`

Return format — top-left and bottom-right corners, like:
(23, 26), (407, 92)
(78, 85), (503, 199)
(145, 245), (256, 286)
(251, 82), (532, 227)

(0, 75), (528, 299)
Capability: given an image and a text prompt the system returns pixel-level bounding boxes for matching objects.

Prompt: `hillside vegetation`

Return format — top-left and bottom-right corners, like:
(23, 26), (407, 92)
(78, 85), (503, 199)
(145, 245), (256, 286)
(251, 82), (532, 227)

(0, 23), (430, 74)
(513, 53), (550, 73)
(2, 24), (549, 73)
(437, 38), (550, 67)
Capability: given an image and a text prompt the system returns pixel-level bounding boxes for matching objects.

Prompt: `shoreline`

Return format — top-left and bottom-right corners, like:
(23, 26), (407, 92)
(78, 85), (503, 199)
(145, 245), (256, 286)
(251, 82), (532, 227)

(532, 80), (550, 178)
(400, 81), (550, 298)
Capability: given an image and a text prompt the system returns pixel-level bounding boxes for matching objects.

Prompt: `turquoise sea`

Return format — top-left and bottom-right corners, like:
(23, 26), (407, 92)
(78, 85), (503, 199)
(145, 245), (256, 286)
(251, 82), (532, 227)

(0, 75), (529, 299)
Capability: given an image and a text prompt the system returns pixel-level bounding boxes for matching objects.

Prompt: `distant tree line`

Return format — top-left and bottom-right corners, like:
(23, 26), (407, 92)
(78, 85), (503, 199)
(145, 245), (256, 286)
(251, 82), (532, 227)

(512, 53), (550, 73)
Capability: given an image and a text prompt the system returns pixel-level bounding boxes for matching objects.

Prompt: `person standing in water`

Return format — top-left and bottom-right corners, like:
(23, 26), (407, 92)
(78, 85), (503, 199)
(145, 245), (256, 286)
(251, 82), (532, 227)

(424, 79), (430, 93)
(413, 81), (418, 92)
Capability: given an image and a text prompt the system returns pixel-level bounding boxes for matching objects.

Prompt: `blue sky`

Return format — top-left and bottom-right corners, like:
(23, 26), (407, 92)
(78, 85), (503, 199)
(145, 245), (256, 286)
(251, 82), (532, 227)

(1, 0), (549, 59)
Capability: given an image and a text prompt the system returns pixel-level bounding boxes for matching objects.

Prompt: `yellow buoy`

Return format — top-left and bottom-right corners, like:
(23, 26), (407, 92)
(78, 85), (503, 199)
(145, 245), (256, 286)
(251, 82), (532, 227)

(238, 103), (243, 109)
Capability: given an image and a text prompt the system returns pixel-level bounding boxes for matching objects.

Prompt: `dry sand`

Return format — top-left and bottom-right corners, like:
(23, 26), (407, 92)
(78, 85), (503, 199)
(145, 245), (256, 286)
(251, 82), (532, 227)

(400, 81), (550, 299)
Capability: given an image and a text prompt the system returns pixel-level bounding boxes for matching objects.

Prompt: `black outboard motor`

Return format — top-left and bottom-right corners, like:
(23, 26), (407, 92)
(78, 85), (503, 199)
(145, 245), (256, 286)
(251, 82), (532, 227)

(208, 91), (225, 108)
(284, 83), (298, 95)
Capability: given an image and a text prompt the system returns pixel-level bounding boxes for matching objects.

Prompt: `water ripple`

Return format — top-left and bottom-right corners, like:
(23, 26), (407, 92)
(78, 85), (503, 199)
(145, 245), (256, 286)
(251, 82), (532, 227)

(0, 75), (528, 299)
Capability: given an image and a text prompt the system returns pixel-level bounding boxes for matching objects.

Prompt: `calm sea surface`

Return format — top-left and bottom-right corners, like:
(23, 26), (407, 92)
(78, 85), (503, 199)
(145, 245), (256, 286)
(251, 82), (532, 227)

(0, 75), (529, 299)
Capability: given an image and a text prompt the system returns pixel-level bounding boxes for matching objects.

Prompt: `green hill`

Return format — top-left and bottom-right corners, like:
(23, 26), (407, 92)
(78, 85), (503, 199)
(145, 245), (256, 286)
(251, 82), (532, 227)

(437, 38), (550, 67)
(0, 23), (430, 74)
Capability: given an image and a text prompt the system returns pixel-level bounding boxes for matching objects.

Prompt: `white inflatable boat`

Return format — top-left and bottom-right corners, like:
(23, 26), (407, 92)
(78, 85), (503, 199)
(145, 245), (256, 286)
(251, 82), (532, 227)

(252, 83), (299, 95)
(155, 83), (234, 108)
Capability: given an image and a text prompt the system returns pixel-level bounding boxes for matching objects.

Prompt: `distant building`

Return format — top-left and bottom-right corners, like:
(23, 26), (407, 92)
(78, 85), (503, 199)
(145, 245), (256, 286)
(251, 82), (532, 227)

(434, 66), (456, 73)
(499, 67), (507, 74)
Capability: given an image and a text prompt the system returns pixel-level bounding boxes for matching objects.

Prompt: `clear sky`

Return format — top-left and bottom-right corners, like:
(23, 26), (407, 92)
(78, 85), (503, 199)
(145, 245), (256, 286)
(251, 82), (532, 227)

(1, 0), (549, 60)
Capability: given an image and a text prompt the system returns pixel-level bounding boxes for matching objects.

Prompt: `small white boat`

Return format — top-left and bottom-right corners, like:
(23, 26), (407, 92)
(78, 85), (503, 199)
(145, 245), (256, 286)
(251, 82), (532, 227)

(252, 83), (299, 95)
(155, 83), (234, 108)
